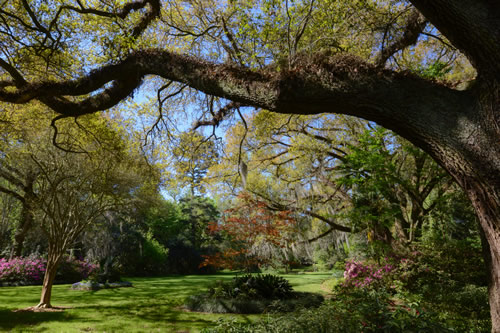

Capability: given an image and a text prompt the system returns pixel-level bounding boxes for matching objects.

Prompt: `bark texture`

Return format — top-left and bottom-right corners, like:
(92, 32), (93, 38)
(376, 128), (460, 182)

(36, 254), (62, 308)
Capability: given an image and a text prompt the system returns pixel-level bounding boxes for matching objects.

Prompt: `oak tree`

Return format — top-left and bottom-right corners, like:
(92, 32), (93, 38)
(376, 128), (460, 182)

(0, 0), (499, 328)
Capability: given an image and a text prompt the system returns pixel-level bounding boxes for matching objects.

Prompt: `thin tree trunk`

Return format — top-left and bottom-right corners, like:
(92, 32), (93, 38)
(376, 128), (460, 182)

(36, 254), (62, 308)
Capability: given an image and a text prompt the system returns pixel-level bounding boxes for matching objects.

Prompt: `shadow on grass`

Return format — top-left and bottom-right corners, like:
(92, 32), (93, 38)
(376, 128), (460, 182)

(0, 307), (78, 331)
(0, 272), (323, 331)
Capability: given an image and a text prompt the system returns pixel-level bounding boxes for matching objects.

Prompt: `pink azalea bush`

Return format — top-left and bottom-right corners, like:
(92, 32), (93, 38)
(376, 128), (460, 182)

(0, 256), (98, 285)
(342, 253), (431, 291)
(342, 259), (396, 289)
(0, 257), (45, 283)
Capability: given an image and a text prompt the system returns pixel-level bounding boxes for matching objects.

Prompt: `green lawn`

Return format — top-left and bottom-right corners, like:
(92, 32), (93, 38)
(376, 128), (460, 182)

(0, 272), (332, 332)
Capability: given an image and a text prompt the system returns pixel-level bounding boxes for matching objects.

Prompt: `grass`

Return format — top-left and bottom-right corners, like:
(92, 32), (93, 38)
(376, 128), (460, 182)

(0, 271), (332, 332)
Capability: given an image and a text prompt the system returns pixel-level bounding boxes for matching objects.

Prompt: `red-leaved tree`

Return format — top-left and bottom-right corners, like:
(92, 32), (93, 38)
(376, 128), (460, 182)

(201, 193), (297, 272)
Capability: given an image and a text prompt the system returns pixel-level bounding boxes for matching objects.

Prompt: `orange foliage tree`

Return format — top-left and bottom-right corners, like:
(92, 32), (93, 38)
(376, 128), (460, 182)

(201, 192), (298, 271)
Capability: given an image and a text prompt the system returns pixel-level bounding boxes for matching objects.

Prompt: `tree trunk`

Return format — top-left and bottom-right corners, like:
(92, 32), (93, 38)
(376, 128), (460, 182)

(36, 255), (61, 309)
(465, 182), (500, 331)
(9, 172), (37, 258)
(12, 201), (34, 257)
(433, 85), (500, 331)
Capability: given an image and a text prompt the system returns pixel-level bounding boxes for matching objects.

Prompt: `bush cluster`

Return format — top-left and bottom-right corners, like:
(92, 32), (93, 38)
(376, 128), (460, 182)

(342, 259), (395, 289)
(208, 274), (293, 300)
(204, 239), (490, 332)
(0, 256), (45, 284)
(0, 256), (98, 285)
(187, 274), (324, 314)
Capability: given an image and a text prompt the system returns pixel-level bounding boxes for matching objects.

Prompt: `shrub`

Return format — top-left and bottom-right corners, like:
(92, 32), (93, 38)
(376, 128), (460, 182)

(208, 274), (293, 300)
(342, 259), (395, 290)
(141, 231), (169, 274)
(337, 243), (491, 331)
(0, 256), (98, 285)
(187, 291), (324, 314)
(186, 274), (323, 314)
(0, 256), (45, 284)
(56, 256), (98, 283)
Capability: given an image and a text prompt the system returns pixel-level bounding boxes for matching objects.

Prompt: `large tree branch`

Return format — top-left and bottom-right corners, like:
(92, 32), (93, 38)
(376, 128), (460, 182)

(0, 50), (472, 114)
(0, 49), (477, 166)
(301, 227), (335, 243)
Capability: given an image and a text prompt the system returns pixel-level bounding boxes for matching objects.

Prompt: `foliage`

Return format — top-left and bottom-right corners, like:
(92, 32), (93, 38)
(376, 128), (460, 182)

(177, 195), (220, 250)
(0, 0), (497, 327)
(336, 239), (491, 331)
(55, 256), (99, 284)
(165, 132), (219, 197)
(203, 289), (450, 332)
(141, 199), (181, 246)
(187, 291), (324, 314)
(162, 196), (220, 274)
(140, 231), (169, 275)
(338, 126), (454, 246)
(342, 259), (395, 289)
(0, 256), (45, 285)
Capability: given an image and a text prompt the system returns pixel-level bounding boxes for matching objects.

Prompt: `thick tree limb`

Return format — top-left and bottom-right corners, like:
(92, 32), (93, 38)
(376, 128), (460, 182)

(249, 189), (351, 233)
(0, 50), (473, 133)
(0, 40), (483, 186)
(303, 210), (351, 233)
(0, 57), (26, 85)
(62, 0), (160, 38)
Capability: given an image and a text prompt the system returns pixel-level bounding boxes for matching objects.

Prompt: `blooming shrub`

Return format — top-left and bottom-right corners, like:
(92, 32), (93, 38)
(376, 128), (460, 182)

(342, 259), (395, 289)
(338, 246), (491, 331)
(0, 256), (98, 285)
(0, 256), (45, 284)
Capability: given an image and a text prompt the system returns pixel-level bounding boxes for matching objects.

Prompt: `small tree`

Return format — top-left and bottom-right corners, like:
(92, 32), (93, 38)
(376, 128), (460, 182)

(202, 193), (297, 271)
(33, 151), (120, 308)
(0, 109), (141, 308)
